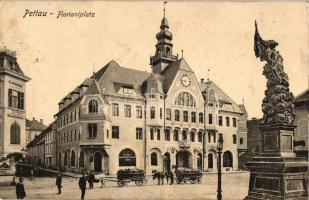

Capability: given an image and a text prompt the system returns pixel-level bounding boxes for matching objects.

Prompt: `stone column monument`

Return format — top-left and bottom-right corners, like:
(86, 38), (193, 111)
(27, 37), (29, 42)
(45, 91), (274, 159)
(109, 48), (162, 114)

(244, 22), (308, 200)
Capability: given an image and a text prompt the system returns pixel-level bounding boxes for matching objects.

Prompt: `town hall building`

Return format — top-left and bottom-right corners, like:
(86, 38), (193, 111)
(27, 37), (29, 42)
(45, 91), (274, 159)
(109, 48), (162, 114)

(54, 14), (247, 175)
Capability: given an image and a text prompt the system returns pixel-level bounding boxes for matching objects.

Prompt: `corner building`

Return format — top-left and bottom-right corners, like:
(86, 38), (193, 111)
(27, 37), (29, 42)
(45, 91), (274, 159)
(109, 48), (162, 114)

(55, 16), (246, 175)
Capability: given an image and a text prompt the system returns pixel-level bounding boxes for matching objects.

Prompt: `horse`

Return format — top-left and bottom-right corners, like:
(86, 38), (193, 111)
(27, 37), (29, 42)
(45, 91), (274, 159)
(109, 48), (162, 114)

(152, 171), (165, 185)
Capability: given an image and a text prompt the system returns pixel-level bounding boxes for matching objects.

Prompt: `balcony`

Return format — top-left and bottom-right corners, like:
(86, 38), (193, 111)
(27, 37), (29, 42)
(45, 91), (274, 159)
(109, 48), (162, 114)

(150, 52), (178, 65)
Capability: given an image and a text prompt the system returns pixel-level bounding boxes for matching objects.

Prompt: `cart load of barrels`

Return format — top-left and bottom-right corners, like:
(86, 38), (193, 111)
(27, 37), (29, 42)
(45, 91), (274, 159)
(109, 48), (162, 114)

(175, 168), (202, 184)
(116, 168), (147, 187)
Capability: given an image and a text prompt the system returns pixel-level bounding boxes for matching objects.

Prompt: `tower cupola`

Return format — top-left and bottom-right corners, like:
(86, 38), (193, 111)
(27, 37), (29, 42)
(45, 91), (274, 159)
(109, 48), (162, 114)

(150, 2), (178, 74)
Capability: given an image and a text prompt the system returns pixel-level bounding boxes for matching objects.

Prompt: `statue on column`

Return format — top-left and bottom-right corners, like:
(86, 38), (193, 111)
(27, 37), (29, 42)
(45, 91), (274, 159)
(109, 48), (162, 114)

(254, 21), (295, 125)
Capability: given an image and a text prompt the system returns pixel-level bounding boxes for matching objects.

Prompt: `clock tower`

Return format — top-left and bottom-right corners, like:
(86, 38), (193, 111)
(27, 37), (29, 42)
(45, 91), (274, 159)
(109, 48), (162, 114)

(150, 5), (178, 74)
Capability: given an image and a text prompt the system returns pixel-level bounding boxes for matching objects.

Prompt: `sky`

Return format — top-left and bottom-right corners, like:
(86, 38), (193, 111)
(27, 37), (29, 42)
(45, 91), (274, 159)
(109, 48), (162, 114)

(0, 1), (308, 125)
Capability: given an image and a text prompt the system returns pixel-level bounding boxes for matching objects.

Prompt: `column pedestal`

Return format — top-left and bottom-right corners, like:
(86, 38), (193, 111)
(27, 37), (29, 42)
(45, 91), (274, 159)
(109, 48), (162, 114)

(244, 124), (308, 200)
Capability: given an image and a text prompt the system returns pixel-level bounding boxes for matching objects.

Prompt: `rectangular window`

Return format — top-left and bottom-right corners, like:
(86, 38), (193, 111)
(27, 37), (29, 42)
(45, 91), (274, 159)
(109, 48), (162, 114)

(219, 116), (223, 126)
(136, 106), (142, 119)
(150, 128), (154, 140)
(112, 103), (119, 116)
(199, 113), (203, 123)
(226, 117), (230, 127)
(240, 137), (243, 145)
(165, 129), (170, 141)
(233, 134), (237, 144)
(182, 131), (187, 140)
(136, 128), (143, 140)
(112, 126), (119, 139)
(150, 107), (155, 119)
(160, 108), (162, 119)
(88, 124), (97, 138)
(208, 114), (213, 124)
(198, 132), (203, 143)
(233, 118), (237, 127)
(157, 129), (160, 140)
(190, 132), (195, 142)
(183, 111), (188, 122)
(208, 133), (211, 143)
(125, 105), (131, 118)
(166, 108), (171, 120)
(123, 87), (133, 95)
(8, 89), (24, 110)
(175, 110), (180, 121)
(191, 112), (196, 123)
(173, 130), (179, 141)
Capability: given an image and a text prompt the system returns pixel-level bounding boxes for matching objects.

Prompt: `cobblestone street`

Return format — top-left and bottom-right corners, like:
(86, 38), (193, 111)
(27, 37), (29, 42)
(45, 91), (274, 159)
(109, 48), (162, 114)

(0, 172), (249, 200)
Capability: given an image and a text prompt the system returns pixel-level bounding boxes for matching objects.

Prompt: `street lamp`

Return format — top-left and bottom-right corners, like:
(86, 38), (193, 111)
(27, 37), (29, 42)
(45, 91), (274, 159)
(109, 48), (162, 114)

(217, 134), (224, 200)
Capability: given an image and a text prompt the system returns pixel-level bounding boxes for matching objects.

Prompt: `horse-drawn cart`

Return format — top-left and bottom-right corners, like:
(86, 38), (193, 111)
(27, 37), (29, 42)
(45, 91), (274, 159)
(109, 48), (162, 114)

(116, 168), (147, 187)
(175, 168), (202, 184)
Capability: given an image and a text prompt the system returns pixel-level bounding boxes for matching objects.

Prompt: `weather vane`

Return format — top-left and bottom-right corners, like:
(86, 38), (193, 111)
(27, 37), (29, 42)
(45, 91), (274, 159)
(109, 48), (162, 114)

(163, 1), (167, 18)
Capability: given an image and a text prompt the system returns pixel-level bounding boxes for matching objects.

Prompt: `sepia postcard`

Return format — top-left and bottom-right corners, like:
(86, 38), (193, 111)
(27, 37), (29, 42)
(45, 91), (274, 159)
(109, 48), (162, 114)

(0, 1), (308, 200)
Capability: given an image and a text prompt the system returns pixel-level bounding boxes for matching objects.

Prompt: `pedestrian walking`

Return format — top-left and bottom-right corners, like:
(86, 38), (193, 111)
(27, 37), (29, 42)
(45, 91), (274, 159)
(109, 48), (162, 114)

(15, 177), (26, 199)
(55, 172), (62, 194)
(79, 173), (87, 200)
(30, 169), (34, 180)
(88, 170), (95, 189)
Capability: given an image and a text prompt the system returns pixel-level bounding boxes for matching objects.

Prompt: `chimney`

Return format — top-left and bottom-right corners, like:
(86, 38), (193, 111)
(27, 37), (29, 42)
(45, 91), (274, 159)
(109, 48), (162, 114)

(201, 78), (205, 83)
(40, 119), (43, 124)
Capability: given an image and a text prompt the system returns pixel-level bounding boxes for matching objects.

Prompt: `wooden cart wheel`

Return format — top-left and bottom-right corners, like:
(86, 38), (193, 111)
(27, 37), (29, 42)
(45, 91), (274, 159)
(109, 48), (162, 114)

(176, 179), (182, 184)
(190, 179), (196, 184)
(197, 178), (202, 184)
(135, 179), (143, 186)
(117, 180), (125, 187)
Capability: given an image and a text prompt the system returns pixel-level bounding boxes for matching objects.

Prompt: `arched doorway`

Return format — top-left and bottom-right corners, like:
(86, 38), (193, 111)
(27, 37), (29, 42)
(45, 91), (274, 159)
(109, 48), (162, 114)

(197, 153), (202, 170)
(208, 153), (213, 169)
(176, 150), (192, 169)
(223, 151), (233, 168)
(94, 152), (102, 172)
(164, 152), (171, 172)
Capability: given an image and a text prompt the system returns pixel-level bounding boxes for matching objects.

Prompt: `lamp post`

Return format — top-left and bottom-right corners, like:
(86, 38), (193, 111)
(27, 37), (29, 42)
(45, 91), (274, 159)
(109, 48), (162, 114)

(217, 134), (224, 200)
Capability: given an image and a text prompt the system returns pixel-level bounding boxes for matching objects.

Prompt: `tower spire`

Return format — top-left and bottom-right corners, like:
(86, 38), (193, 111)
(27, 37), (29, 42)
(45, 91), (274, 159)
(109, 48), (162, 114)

(163, 1), (167, 18)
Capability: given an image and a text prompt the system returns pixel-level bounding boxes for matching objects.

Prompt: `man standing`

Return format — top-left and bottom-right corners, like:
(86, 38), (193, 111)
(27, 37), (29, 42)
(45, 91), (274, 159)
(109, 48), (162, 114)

(55, 172), (62, 194)
(79, 173), (87, 200)
(15, 177), (26, 199)
(88, 170), (95, 189)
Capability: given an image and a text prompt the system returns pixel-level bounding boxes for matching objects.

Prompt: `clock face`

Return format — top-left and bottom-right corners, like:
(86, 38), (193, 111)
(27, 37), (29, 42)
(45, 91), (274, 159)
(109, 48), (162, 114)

(181, 74), (191, 87)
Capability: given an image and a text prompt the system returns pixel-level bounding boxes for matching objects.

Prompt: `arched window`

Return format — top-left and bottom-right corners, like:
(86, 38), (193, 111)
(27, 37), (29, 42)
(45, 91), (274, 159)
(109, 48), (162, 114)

(182, 130), (187, 141)
(88, 99), (98, 113)
(119, 148), (136, 166)
(165, 129), (170, 141)
(79, 151), (84, 167)
(71, 150), (76, 167)
(208, 153), (213, 168)
(223, 151), (233, 168)
(173, 129), (179, 141)
(190, 131), (195, 142)
(151, 152), (158, 166)
(175, 92), (196, 107)
(64, 151), (68, 166)
(175, 110), (180, 121)
(199, 113), (204, 123)
(198, 131), (203, 143)
(166, 46), (171, 54)
(150, 107), (155, 119)
(10, 122), (20, 144)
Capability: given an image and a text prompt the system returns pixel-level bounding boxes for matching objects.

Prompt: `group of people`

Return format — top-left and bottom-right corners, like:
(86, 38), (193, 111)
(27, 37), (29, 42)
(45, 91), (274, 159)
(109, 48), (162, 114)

(55, 170), (105, 200)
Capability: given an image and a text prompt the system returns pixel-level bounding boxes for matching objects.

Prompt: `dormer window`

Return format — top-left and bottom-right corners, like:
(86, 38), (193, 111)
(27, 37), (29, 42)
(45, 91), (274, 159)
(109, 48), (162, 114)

(123, 86), (133, 95)
(88, 99), (98, 113)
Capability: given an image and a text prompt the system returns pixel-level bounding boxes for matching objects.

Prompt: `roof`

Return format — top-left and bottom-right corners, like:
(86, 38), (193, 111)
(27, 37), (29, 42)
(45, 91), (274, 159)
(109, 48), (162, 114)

(200, 81), (243, 114)
(26, 121), (55, 148)
(294, 89), (309, 106)
(26, 118), (47, 131)
(161, 58), (193, 93)
(143, 74), (164, 94)
(95, 60), (150, 96)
